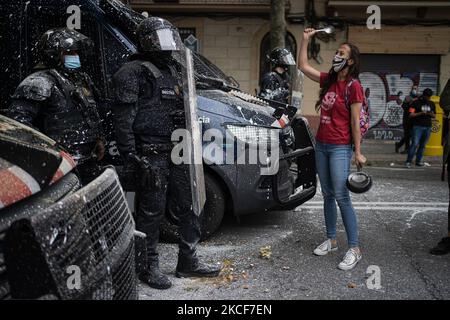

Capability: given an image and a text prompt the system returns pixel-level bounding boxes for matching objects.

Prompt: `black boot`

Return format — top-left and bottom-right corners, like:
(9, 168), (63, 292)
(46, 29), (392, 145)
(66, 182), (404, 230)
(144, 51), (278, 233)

(139, 262), (172, 290)
(176, 255), (222, 278)
(430, 237), (450, 255)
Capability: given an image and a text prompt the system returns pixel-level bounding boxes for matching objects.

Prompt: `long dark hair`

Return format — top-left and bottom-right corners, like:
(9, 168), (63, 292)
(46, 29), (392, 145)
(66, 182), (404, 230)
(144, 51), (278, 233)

(315, 42), (361, 112)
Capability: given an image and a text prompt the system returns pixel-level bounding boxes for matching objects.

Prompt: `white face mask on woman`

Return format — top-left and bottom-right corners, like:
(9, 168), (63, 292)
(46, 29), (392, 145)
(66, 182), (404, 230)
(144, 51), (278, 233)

(332, 54), (348, 73)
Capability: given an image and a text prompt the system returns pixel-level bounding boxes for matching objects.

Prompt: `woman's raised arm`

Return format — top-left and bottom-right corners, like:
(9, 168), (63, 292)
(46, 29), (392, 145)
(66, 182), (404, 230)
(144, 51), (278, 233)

(298, 28), (321, 83)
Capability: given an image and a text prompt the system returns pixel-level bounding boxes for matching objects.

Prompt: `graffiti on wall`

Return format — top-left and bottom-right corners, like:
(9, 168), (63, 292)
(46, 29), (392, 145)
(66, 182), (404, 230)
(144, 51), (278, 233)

(360, 72), (438, 140)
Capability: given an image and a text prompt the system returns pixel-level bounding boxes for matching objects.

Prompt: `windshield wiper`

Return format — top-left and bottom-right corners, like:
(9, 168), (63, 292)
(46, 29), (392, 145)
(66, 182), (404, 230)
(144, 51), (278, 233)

(195, 75), (238, 91)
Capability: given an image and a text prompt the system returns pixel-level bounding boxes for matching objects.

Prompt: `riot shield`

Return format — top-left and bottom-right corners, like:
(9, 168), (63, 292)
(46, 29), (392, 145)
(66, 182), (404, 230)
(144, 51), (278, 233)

(289, 67), (305, 112)
(180, 48), (206, 217)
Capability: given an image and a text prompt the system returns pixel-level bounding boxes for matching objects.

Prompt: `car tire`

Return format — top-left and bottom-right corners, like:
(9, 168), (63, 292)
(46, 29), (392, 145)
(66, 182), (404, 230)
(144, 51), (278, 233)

(160, 173), (226, 243)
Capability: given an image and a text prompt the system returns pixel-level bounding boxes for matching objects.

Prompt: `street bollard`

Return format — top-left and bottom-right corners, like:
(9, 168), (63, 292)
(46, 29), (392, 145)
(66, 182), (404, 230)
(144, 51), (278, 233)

(424, 95), (444, 156)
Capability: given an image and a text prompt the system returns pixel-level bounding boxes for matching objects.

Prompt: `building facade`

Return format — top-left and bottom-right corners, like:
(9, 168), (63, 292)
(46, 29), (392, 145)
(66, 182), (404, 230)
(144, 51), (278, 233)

(125, 0), (450, 138)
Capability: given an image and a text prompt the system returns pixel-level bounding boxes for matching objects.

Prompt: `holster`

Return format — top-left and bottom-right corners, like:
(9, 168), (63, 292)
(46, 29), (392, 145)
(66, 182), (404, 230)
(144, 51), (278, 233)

(137, 156), (162, 190)
(119, 163), (138, 192)
(169, 109), (186, 129)
(133, 143), (173, 190)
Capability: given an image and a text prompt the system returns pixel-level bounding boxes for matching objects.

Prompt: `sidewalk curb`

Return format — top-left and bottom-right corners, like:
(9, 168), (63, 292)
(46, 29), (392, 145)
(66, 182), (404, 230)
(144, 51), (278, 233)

(352, 160), (445, 168)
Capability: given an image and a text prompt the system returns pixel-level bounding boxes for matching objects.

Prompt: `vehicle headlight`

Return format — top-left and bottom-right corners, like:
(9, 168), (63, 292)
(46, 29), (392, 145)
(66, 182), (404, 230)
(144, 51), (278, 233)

(225, 124), (280, 147)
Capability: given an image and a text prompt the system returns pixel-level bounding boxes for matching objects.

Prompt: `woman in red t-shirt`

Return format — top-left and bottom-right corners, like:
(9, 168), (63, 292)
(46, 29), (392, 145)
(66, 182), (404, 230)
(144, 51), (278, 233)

(298, 28), (367, 271)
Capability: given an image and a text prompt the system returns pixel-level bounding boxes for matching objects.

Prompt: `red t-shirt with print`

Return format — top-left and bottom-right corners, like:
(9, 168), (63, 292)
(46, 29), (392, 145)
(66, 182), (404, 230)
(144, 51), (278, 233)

(316, 72), (364, 145)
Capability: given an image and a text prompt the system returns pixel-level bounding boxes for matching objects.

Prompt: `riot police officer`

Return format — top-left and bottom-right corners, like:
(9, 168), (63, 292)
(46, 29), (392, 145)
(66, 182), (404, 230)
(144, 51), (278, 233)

(259, 47), (297, 104)
(112, 17), (221, 290)
(8, 28), (105, 185)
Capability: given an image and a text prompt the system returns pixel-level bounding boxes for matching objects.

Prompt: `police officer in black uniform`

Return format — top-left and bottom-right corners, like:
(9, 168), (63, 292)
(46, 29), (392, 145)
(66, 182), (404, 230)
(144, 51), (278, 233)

(112, 17), (221, 290)
(259, 47), (297, 104)
(8, 28), (105, 185)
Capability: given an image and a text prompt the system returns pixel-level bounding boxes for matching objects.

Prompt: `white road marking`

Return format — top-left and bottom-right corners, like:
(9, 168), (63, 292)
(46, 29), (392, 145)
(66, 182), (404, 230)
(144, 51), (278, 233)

(298, 206), (447, 211)
(364, 166), (442, 171)
(296, 201), (448, 212)
(305, 201), (448, 206)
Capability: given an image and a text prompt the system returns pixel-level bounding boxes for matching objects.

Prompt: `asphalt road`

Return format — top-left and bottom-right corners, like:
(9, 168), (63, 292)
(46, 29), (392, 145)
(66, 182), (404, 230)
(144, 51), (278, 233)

(139, 165), (449, 300)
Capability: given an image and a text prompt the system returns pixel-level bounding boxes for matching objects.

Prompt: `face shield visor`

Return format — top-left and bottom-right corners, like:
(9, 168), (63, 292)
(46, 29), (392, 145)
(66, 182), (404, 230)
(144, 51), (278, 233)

(278, 52), (296, 67)
(141, 28), (184, 52)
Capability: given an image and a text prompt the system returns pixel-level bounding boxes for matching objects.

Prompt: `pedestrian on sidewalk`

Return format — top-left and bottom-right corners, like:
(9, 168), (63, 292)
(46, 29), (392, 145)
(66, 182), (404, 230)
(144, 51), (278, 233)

(430, 79), (450, 255)
(405, 88), (436, 168)
(298, 28), (366, 271)
(396, 85), (419, 154)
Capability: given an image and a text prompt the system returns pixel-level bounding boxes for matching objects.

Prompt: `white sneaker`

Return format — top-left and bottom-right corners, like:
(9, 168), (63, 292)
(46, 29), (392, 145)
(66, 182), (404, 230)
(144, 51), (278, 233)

(338, 248), (362, 271)
(313, 239), (338, 256)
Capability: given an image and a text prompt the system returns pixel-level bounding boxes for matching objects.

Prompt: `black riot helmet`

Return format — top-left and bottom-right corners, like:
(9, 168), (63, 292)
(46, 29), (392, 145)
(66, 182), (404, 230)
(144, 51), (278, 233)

(38, 28), (94, 67)
(267, 48), (296, 68)
(137, 17), (184, 53)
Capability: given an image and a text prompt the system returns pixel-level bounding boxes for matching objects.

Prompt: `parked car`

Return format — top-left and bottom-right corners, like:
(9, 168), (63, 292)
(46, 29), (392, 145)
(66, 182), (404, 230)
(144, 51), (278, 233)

(0, 115), (137, 299)
(0, 0), (317, 241)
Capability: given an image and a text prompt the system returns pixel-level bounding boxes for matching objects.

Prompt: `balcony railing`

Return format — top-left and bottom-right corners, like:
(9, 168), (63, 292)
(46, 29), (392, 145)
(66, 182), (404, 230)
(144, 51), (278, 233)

(130, 0), (271, 4)
(126, 0), (277, 14)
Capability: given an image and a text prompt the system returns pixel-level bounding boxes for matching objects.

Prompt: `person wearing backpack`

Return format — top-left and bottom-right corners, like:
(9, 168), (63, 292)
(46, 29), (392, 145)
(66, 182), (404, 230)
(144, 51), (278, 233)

(299, 28), (367, 271)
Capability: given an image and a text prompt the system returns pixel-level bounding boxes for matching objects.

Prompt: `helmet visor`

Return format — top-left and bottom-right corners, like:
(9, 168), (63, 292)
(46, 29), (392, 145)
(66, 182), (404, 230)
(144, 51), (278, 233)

(279, 52), (296, 66)
(142, 28), (183, 52)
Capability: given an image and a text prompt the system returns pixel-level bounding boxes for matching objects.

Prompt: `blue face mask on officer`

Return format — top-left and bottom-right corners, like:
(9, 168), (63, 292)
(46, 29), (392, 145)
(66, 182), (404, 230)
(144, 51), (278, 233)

(64, 54), (81, 70)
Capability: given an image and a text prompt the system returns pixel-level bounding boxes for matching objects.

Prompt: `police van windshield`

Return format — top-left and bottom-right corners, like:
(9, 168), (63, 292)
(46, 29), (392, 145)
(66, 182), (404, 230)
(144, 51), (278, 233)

(193, 53), (240, 90)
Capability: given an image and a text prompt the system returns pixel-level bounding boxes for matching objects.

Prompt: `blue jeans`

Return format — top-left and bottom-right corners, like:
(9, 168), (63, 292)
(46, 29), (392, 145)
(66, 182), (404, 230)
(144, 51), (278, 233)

(315, 141), (359, 247)
(407, 126), (432, 164)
